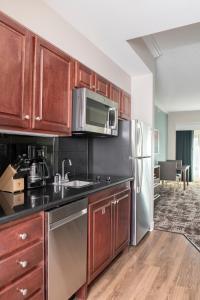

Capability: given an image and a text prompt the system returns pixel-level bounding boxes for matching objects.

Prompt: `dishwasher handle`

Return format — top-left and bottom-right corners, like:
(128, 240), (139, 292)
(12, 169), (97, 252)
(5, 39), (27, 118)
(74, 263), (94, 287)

(49, 208), (87, 231)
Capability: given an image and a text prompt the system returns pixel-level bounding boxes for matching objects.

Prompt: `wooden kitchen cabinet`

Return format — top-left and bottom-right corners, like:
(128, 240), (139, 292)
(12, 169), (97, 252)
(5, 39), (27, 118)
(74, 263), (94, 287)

(88, 182), (131, 284)
(120, 91), (131, 120)
(0, 11), (32, 130)
(94, 74), (110, 97)
(74, 62), (110, 98)
(110, 84), (121, 116)
(88, 195), (113, 283)
(74, 61), (95, 90)
(0, 11), (132, 136)
(33, 37), (72, 134)
(114, 190), (131, 255)
(0, 212), (44, 299)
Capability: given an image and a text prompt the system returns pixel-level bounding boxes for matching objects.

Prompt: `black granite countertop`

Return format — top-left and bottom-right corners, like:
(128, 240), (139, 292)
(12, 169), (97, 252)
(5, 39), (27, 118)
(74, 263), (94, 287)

(0, 175), (133, 224)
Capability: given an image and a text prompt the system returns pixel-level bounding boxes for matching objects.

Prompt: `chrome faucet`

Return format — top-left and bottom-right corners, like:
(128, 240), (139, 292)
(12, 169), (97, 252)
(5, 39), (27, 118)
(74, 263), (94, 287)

(61, 158), (72, 181)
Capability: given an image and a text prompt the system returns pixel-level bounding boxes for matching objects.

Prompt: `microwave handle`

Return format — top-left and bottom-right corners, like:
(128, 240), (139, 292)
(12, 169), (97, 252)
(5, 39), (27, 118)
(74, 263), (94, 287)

(108, 107), (117, 129)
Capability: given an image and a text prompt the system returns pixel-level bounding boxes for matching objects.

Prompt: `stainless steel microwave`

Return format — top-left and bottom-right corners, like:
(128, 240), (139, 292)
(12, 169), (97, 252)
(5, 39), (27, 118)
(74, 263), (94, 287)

(72, 88), (118, 136)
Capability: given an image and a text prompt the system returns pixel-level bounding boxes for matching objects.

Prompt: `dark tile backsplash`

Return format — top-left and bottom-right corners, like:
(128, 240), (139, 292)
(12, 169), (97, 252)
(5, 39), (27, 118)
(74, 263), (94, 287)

(0, 134), (56, 177)
(0, 134), (89, 180)
(55, 136), (88, 179)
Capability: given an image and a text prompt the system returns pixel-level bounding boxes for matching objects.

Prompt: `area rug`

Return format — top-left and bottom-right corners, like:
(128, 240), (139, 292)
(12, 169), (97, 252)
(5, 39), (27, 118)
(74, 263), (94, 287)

(154, 182), (200, 251)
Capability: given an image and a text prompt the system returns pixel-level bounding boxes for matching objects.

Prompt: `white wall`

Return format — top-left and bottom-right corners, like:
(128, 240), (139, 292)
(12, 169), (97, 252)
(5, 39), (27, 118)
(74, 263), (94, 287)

(0, 0), (131, 92)
(168, 110), (200, 158)
(132, 74), (154, 126)
(128, 38), (156, 74)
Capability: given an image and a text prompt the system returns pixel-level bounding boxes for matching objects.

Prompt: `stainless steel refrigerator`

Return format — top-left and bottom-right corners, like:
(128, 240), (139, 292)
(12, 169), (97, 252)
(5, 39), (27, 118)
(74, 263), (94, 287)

(130, 120), (152, 245)
(89, 119), (152, 245)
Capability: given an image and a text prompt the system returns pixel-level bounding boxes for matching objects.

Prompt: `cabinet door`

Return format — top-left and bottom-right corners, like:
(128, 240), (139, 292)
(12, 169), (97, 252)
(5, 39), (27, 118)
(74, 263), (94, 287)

(74, 61), (95, 90)
(0, 12), (31, 129)
(94, 74), (110, 97)
(88, 196), (113, 283)
(121, 91), (131, 120)
(33, 37), (72, 134)
(114, 191), (130, 255)
(110, 84), (121, 114)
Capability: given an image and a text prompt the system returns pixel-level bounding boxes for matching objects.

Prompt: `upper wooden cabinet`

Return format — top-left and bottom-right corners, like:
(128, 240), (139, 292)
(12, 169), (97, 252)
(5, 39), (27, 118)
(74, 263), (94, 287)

(33, 37), (72, 134)
(110, 84), (121, 116)
(74, 61), (95, 90)
(94, 74), (110, 98)
(0, 12), (32, 129)
(74, 62), (111, 98)
(120, 91), (131, 120)
(0, 12), (131, 134)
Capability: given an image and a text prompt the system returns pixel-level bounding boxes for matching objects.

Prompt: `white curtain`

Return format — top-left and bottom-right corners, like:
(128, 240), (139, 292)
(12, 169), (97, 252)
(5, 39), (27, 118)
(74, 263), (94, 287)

(193, 130), (200, 181)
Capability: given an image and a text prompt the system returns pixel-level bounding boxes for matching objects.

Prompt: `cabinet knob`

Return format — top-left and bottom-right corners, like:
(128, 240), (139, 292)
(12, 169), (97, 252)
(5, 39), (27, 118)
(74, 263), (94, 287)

(23, 115), (30, 120)
(18, 288), (28, 296)
(35, 116), (41, 121)
(102, 207), (106, 214)
(19, 233), (28, 240)
(18, 260), (28, 268)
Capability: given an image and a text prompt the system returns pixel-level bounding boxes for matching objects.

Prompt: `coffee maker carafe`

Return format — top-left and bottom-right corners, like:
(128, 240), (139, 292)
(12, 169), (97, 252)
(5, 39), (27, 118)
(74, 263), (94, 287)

(27, 145), (50, 189)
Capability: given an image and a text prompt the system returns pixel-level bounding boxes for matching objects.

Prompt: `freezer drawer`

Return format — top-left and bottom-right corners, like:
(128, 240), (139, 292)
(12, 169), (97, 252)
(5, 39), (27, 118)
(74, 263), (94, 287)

(131, 157), (151, 245)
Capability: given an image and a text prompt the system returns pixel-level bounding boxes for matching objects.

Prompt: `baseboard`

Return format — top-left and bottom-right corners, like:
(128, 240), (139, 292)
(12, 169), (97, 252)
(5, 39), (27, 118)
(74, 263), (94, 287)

(149, 221), (154, 231)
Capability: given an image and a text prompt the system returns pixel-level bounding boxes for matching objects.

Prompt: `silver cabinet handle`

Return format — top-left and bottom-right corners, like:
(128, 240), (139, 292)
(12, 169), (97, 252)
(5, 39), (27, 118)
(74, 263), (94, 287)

(111, 200), (117, 205)
(19, 233), (28, 240)
(18, 288), (28, 296)
(35, 116), (41, 121)
(18, 260), (28, 268)
(23, 115), (30, 120)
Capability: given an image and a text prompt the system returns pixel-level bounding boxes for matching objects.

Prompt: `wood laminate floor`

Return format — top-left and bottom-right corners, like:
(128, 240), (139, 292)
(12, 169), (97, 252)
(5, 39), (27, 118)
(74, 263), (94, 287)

(87, 230), (200, 300)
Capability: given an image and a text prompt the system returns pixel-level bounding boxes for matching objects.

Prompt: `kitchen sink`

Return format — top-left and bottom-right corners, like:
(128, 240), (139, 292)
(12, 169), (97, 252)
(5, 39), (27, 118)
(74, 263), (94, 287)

(53, 180), (94, 188)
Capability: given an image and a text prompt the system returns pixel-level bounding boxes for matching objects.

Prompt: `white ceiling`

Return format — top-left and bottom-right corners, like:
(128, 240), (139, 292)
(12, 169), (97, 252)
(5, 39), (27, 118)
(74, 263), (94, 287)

(43, 0), (200, 76)
(149, 23), (200, 112)
(156, 42), (200, 112)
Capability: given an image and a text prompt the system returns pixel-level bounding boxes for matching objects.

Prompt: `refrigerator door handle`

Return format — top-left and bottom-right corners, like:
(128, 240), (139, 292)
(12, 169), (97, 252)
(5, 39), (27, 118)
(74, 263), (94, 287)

(141, 122), (144, 157)
(136, 158), (143, 194)
(140, 158), (144, 193)
(136, 159), (140, 194)
(139, 121), (143, 157)
(136, 121), (142, 157)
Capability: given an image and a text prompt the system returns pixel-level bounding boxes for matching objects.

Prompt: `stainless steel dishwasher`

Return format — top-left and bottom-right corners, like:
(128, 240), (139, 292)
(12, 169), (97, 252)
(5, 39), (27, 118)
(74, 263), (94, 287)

(47, 198), (88, 300)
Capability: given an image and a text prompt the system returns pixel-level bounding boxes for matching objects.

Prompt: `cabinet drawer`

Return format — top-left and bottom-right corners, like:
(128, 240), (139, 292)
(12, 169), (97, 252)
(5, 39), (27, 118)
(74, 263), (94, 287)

(0, 216), (43, 259)
(30, 290), (43, 300)
(0, 241), (43, 288)
(0, 266), (43, 300)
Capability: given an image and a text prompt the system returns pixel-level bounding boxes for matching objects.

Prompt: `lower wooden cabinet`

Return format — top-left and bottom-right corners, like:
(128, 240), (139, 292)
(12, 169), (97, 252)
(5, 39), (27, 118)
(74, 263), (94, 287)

(114, 190), (131, 256)
(0, 266), (43, 300)
(88, 182), (131, 284)
(88, 195), (113, 282)
(0, 213), (44, 299)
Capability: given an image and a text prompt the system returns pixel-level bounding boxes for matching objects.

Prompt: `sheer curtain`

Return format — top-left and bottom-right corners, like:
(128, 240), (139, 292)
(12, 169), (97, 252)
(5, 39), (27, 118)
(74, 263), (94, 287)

(193, 130), (200, 181)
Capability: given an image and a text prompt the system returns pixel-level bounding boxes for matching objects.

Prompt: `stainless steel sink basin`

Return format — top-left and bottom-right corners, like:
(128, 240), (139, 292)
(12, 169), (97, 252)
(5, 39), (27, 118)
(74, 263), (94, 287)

(53, 180), (94, 188)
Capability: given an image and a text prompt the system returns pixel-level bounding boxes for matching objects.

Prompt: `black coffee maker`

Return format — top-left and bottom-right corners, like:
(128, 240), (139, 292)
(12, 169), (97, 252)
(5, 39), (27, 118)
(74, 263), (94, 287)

(26, 145), (50, 189)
